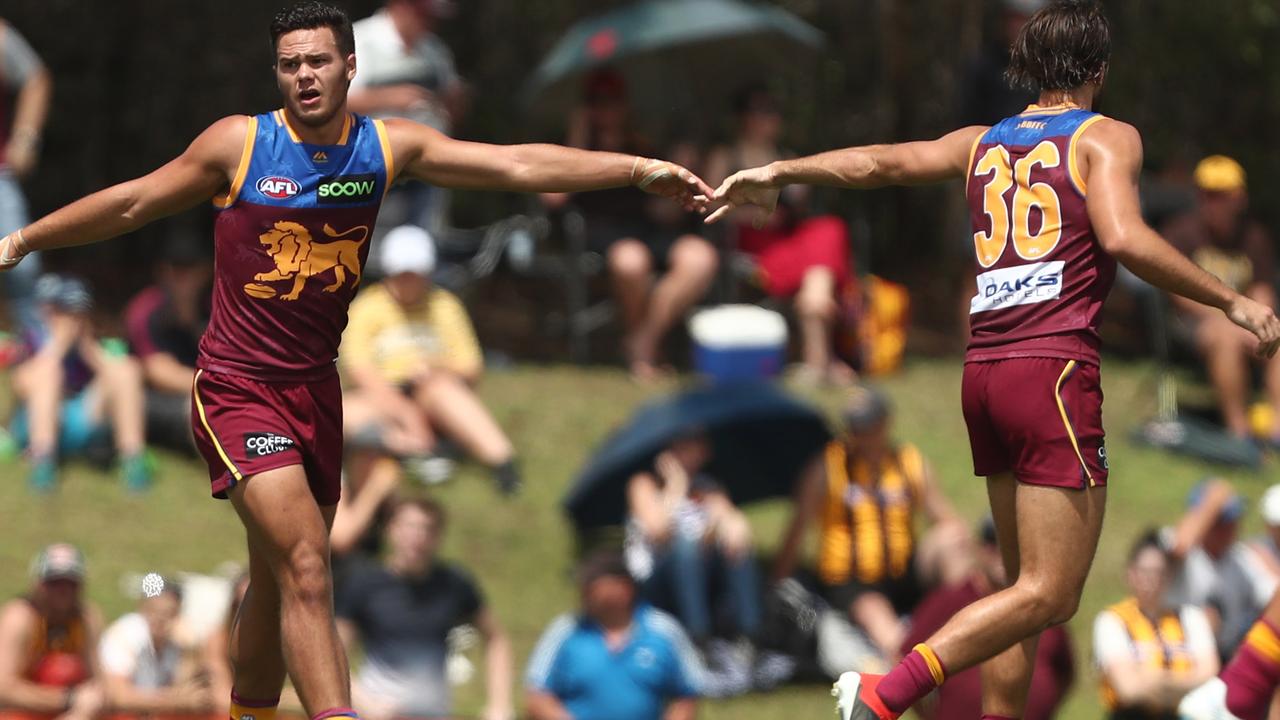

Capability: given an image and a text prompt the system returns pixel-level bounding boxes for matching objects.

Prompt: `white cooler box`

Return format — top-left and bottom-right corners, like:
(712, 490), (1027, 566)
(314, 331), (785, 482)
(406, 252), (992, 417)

(689, 305), (787, 382)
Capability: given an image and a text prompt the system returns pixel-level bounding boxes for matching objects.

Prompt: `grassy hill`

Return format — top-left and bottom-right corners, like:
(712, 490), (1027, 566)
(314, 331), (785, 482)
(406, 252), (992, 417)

(4, 358), (1276, 719)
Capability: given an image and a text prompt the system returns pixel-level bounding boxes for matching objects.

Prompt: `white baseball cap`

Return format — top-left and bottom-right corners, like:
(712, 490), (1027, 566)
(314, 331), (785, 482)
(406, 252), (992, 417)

(380, 225), (437, 277)
(1263, 484), (1280, 526)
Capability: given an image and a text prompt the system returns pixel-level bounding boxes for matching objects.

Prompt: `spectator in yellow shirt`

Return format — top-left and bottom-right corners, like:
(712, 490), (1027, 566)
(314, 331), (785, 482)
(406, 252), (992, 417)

(339, 225), (520, 499)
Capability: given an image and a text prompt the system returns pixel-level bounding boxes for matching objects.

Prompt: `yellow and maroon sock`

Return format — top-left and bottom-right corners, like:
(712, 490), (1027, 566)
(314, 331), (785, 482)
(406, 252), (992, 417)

(980, 715), (1018, 719)
(1224, 619), (1280, 720)
(229, 692), (280, 720)
(876, 643), (947, 714)
(311, 708), (359, 720)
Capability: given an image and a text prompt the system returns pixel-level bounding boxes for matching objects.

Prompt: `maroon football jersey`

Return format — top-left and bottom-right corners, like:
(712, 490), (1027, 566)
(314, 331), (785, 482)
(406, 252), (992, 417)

(198, 111), (393, 382)
(964, 105), (1116, 365)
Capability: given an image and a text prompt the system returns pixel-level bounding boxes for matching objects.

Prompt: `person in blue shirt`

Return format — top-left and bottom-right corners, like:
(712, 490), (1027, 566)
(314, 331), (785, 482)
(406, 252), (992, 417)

(524, 553), (705, 720)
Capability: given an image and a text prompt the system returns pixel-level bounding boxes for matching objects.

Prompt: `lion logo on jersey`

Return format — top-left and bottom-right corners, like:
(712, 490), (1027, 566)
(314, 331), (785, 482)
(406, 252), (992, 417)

(247, 221), (369, 301)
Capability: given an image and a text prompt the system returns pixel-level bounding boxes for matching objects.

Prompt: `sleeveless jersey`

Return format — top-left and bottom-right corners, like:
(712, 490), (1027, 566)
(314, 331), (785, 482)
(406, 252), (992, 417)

(965, 104), (1116, 365)
(199, 110), (394, 382)
(22, 597), (89, 685)
(817, 441), (924, 586)
(1098, 597), (1195, 711)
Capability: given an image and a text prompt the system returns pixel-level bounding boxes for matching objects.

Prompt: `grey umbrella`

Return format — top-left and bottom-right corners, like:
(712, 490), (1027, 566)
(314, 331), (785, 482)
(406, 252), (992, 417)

(523, 0), (824, 131)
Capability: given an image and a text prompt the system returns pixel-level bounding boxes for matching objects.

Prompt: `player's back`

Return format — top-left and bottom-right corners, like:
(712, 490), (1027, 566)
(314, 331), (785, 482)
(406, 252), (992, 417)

(964, 103), (1116, 365)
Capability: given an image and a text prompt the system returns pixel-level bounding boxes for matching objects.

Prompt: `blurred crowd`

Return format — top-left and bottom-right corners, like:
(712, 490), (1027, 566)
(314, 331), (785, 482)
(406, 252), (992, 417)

(5, 0), (1280, 719)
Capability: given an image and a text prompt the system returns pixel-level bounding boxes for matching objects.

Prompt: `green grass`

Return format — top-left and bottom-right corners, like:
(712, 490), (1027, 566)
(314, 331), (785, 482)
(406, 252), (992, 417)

(4, 358), (1276, 719)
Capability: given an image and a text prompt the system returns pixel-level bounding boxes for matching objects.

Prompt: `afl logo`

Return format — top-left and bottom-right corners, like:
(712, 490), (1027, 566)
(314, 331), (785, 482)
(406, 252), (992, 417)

(256, 176), (299, 199)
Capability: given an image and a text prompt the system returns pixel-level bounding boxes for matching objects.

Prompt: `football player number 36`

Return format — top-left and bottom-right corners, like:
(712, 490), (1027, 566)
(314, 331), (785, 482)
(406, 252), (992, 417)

(972, 141), (1063, 268)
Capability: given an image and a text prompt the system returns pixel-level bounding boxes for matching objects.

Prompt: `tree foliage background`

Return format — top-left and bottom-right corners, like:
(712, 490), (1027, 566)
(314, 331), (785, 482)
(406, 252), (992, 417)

(6, 0), (1280, 324)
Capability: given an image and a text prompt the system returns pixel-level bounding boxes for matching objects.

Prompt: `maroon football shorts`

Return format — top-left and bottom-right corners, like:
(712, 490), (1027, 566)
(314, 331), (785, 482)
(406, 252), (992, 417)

(961, 357), (1108, 489)
(190, 368), (343, 505)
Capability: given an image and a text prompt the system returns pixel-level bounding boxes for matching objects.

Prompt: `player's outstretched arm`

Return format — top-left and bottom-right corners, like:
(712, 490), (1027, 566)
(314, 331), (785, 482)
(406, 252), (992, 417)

(384, 118), (713, 212)
(706, 125), (987, 225)
(1082, 120), (1280, 357)
(0, 116), (247, 270)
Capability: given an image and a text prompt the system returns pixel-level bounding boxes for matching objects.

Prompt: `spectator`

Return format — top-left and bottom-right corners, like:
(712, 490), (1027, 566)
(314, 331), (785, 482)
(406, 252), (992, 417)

(337, 497), (514, 720)
(1163, 480), (1277, 660)
(958, 0), (1041, 126)
(98, 578), (215, 717)
(543, 70), (718, 381)
(10, 275), (150, 492)
(625, 432), (762, 648)
(0, 18), (52, 334)
(705, 87), (857, 385)
(902, 519), (1074, 720)
(1249, 484), (1280, 582)
(1095, 531), (1218, 720)
(124, 234), (212, 453)
(1162, 155), (1280, 441)
(202, 572), (249, 711)
(772, 386), (965, 660)
(349, 0), (466, 235)
(340, 225), (522, 494)
(0, 544), (106, 720)
(525, 553), (703, 720)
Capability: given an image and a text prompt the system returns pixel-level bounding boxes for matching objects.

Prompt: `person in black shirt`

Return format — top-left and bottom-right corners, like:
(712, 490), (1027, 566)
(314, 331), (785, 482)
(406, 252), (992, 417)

(123, 234), (211, 452)
(336, 497), (514, 720)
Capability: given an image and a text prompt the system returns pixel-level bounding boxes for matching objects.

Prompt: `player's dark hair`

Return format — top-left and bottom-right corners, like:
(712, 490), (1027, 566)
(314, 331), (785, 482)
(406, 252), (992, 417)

(1006, 0), (1110, 92)
(269, 2), (355, 59)
(1127, 528), (1167, 566)
(385, 495), (447, 532)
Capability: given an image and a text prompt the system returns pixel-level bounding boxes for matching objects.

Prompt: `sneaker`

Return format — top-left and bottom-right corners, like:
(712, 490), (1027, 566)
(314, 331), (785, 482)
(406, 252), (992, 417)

(28, 455), (56, 493)
(121, 452), (154, 493)
(833, 672), (898, 720)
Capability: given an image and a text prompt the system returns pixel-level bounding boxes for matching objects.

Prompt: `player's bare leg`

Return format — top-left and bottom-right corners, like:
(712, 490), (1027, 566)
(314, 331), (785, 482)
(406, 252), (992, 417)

(228, 536), (287, 717)
(838, 479), (1105, 719)
(980, 473), (1040, 719)
(230, 465), (352, 717)
(1223, 589), (1280, 719)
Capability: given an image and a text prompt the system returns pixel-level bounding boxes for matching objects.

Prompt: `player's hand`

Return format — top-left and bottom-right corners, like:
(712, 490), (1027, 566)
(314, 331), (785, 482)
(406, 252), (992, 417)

(0, 231), (30, 271)
(1227, 295), (1280, 358)
(631, 157), (715, 214)
(705, 165), (781, 228)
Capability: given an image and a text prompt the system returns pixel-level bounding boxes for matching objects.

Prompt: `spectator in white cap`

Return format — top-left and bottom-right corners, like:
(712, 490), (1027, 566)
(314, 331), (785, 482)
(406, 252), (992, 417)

(339, 225), (521, 516)
(0, 544), (107, 720)
(1247, 484), (1280, 583)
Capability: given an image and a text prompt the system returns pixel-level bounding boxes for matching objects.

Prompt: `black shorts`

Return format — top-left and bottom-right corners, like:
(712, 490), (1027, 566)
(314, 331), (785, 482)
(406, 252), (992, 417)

(823, 568), (925, 617)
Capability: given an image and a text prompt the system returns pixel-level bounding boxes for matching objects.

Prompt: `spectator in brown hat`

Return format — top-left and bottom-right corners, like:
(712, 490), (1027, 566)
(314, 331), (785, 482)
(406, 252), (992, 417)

(1162, 156), (1280, 442)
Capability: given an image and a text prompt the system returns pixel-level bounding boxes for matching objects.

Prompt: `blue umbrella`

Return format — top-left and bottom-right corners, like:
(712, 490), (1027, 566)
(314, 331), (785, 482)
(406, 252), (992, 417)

(524, 0), (825, 127)
(564, 381), (831, 529)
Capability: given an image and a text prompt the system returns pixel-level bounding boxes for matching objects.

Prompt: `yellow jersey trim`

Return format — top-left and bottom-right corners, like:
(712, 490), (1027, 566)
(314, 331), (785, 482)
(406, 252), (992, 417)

(1054, 360), (1094, 486)
(373, 119), (396, 196)
(1067, 115), (1107, 196)
(276, 109), (303, 143)
(213, 116), (258, 209)
(1246, 621), (1280, 664)
(192, 370), (242, 482)
(1020, 102), (1084, 116)
(336, 113), (353, 145)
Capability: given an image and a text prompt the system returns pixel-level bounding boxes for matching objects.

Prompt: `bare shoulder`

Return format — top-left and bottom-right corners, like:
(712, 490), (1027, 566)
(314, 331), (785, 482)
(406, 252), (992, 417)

(188, 115), (254, 168)
(0, 598), (35, 635)
(1078, 117), (1142, 159)
(381, 117), (444, 148)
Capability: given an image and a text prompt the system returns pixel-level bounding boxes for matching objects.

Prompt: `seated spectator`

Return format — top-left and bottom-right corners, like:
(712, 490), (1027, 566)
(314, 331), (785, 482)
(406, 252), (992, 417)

(124, 234), (211, 453)
(99, 578), (214, 717)
(202, 573), (248, 710)
(525, 553), (703, 720)
(340, 225), (521, 494)
(542, 69), (718, 381)
(1163, 479), (1277, 660)
(772, 386), (964, 660)
(337, 497), (514, 720)
(1162, 155), (1280, 441)
(1095, 530), (1218, 720)
(0, 544), (106, 720)
(902, 519), (1074, 720)
(10, 275), (150, 492)
(1250, 484), (1280, 582)
(625, 432), (762, 648)
(705, 86), (856, 385)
